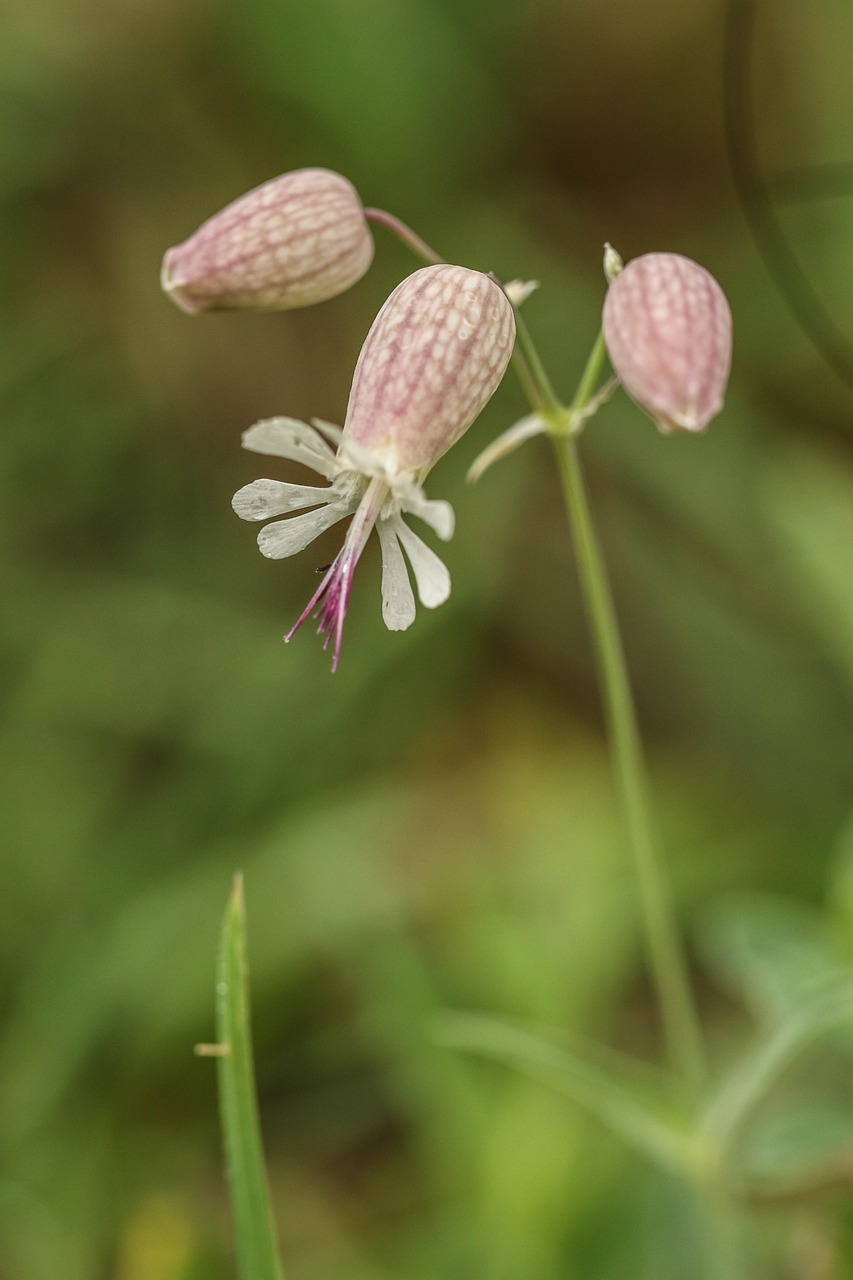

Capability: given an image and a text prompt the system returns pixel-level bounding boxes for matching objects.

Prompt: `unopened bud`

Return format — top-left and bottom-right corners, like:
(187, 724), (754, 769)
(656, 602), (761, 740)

(503, 278), (539, 307)
(161, 168), (374, 314)
(343, 264), (516, 474)
(603, 243), (622, 284)
(602, 252), (732, 433)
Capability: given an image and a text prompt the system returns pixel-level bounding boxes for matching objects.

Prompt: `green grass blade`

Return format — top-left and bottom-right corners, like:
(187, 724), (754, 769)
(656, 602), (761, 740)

(215, 873), (285, 1280)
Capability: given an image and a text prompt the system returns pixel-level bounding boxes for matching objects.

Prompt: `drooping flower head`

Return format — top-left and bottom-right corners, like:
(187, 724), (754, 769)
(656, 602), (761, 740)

(602, 251), (732, 433)
(232, 264), (516, 669)
(161, 168), (374, 314)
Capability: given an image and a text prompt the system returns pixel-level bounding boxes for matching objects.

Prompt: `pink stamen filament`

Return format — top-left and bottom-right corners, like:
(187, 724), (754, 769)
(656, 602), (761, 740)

(284, 477), (389, 670)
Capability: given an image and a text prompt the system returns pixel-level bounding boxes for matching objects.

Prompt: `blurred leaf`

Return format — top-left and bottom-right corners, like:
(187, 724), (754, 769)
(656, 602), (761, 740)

(737, 1098), (853, 1197)
(696, 894), (849, 1020)
(762, 441), (853, 689)
(436, 1011), (689, 1174)
(0, 776), (413, 1142)
(703, 979), (853, 1154)
(828, 806), (853, 942)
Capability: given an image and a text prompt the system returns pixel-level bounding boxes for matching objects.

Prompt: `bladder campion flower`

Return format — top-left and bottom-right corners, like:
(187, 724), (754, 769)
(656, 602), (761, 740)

(232, 264), (516, 669)
(602, 251), (732, 433)
(161, 168), (374, 314)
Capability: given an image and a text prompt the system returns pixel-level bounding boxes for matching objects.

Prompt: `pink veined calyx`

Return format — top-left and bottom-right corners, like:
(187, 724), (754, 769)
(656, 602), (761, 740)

(231, 263), (516, 670)
(602, 249), (732, 434)
(161, 168), (374, 314)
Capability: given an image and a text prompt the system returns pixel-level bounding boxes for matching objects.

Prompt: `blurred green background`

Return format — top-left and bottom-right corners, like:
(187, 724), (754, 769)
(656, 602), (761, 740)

(3, 0), (853, 1276)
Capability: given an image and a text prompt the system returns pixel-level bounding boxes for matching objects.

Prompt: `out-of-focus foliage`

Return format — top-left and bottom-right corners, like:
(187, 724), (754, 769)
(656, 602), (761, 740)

(1, 0), (852, 1277)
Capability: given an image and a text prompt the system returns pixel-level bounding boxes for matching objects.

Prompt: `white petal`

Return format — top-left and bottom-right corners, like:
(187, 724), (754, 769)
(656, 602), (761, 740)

(416, 497), (454, 540)
(466, 413), (548, 483)
(310, 418), (345, 448)
(242, 417), (339, 479)
(393, 518), (451, 609)
(232, 478), (334, 521)
(335, 432), (390, 479)
(376, 520), (416, 631)
(256, 504), (350, 559)
(395, 479), (455, 540)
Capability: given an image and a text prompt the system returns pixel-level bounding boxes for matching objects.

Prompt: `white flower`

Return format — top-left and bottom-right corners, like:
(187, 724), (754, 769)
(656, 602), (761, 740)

(232, 264), (516, 669)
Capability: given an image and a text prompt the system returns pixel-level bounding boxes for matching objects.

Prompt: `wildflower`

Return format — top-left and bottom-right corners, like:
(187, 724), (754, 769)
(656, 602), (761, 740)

(602, 251), (732, 433)
(232, 264), (516, 669)
(161, 168), (373, 314)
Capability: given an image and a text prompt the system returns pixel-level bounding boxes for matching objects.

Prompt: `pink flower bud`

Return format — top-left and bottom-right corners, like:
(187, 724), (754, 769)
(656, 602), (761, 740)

(602, 252), (732, 433)
(161, 168), (374, 314)
(343, 263), (516, 475)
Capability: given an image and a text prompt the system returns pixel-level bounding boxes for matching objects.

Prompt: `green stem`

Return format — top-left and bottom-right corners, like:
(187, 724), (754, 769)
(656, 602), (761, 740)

(569, 329), (608, 417)
(369, 204), (705, 1092)
(361, 208), (737, 1271)
(552, 433), (706, 1094)
(511, 307), (565, 420)
(696, 1165), (747, 1280)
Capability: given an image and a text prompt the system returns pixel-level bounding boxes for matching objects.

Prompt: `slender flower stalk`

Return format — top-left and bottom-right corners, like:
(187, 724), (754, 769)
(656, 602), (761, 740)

(500, 312), (708, 1087)
(363, 207), (443, 267)
(510, 306), (566, 423)
(552, 431), (706, 1092)
(375, 213), (709, 1089)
